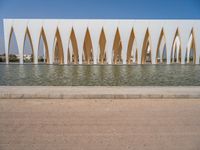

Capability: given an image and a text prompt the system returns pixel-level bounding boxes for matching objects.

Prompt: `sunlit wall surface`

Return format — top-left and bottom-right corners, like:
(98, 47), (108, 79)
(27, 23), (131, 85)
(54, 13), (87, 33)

(4, 19), (200, 64)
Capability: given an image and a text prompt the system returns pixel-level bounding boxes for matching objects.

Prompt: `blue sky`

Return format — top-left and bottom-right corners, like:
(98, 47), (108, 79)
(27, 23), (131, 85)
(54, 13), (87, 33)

(0, 0), (200, 53)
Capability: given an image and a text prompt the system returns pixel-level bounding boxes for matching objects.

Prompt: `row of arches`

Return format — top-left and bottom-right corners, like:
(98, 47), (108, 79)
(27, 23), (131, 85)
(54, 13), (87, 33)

(7, 26), (197, 64)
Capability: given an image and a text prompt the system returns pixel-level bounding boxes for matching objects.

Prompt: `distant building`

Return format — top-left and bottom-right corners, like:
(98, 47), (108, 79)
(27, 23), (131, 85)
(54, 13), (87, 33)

(0, 53), (6, 62)
(23, 54), (32, 60)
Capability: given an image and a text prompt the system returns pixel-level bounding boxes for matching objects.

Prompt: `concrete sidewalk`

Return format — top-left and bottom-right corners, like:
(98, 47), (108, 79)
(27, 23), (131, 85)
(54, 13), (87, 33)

(0, 86), (200, 99)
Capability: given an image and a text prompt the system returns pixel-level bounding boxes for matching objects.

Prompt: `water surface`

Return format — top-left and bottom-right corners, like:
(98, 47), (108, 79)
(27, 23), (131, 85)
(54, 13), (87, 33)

(0, 64), (200, 86)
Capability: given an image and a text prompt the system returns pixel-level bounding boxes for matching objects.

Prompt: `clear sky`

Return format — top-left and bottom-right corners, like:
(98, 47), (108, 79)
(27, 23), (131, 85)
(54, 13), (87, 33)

(0, 0), (200, 53)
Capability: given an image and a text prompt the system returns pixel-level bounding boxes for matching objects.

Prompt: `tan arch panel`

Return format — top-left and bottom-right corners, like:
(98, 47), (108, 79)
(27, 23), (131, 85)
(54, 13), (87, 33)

(23, 28), (34, 62)
(135, 49), (138, 63)
(8, 27), (20, 63)
(187, 29), (196, 64)
(68, 28), (79, 64)
(118, 41), (122, 63)
(171, 29), (181, 63)
(8, 27), (19, 53)
(156, 28), (167, 64)
(39, 28), (50, 64)
(113, 28), (122, 64)
(191, 30), (196, 63)
(141, 29), (152, 64)
(83, 28), (93, 64)
(8, 27), (15, 54)
(99, 28), (106, 64)
(127, 29), (135, 64)
(54, 29), (64, 64)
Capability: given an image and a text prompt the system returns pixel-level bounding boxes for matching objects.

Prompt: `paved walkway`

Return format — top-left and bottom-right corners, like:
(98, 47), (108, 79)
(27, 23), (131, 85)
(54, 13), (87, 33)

(0, 99), (200, 150)
(0, 86), (200, 99)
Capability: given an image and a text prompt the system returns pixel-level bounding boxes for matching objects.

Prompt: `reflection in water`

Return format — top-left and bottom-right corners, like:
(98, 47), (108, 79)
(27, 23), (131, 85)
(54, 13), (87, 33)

(0, 64), (200, 86)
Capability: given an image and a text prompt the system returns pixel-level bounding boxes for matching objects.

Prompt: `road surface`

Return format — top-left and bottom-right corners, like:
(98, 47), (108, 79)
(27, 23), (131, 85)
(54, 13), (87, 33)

(0, 99), (200, 150)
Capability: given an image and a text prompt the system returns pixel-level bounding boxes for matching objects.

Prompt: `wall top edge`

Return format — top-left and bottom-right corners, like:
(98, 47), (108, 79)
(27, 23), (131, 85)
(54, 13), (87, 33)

(3, 19), (200, 21)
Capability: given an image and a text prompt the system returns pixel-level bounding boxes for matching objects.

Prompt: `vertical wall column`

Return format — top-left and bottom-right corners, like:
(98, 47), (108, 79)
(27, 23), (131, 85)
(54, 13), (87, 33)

(164, 22), (177, 64)
(88, 21), (102, 64)
(3, 19), (13, 64)
(179, 23), (192, 64)
(134, 21), (148, 64)
(43, 43), (46, 63)
(12, 20), (28, 64)
(68, 40), (73, 63)
(90, 34), (100, 64)
(176, 41), (181, 63)
(118, 21), (133, 64)
(187, 49), (190, 63)
(159, 38), (166, 63)
(28, 20), (43, 64)
(194, 23), (200, 64)
(73, 21), (87, 64)
(58, 21), (72, 64)
(186, 35), (192, 63)
(165, 36), (173, 64)
(43, 20), (58, 64)
(103, 21), (118, 64)
(149, 22), (162, 64)
(195, 39), (200, 64)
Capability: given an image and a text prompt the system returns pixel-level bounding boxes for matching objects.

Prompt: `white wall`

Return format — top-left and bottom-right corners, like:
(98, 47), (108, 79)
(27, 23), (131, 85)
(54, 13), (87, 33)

(3, 19), (200, 64)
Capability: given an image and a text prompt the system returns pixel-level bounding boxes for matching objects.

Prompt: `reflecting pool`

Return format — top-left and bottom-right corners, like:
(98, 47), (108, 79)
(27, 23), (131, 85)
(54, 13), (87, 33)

(0, 64), (200, 86)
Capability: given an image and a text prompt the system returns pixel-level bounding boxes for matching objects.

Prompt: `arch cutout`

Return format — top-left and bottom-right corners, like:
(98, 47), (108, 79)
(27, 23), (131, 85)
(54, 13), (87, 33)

(113, 28), (122, 64)
(53, 28), (64, 64)
(83, 28), (93, 64)
(68, 28), (79, 64)
(23, 28), (34, 63)
(171, 29), (181, 64)
(156, 29), (167, 64)
(99, 28), (106, 64)
(38, 28), (49, 64)
(127, 29), (138, 64)
(8, 27), (19, 63)
(185, 29), (196, 64)
(141, 29), (152, 64)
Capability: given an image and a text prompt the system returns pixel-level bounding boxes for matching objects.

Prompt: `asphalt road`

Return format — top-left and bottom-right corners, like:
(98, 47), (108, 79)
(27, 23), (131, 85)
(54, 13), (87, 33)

(0, 99), (200, 150)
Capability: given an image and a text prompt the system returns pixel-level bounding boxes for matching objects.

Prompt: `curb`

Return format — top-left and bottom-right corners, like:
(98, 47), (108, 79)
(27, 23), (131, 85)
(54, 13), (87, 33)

(1, 94), (200, 99)
(1, 86), (200, 99)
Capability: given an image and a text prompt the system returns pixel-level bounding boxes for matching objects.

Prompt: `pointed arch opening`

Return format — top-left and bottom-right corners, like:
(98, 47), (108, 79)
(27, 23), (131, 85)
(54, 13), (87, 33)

(23, 28), (34, 63)
(156, 29), (167, 64)
(38, 28), (49, 64)
(83, 28), (93, 64)
(141, 29), (152, 64)
(99, 28), (106, 64)
(53, 28), (64, 64)
(8, 27), (19, 63)
(171, 29), (181, 64)
(127, 29), (137, 64)
(68, 28), (79, 64)
(185, 29), (196, 64)
(113, 28), (122, 64)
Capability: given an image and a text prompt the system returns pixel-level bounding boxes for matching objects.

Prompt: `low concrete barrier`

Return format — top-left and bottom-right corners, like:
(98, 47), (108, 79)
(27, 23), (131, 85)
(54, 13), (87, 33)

(0, 86), (200, 99)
